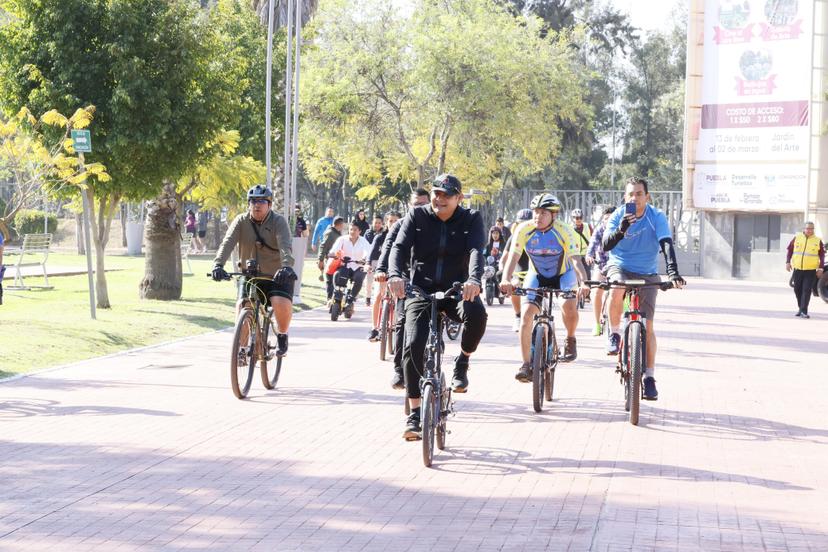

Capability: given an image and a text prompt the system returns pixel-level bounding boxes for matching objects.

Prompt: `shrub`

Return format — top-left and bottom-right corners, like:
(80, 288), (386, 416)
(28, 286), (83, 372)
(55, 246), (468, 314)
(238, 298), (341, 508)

(13, 209), (58, 235)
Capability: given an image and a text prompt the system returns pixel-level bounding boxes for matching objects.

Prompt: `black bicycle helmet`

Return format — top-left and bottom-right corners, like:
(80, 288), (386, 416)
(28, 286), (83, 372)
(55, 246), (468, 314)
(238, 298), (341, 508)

(247, 185), (273, 201)
(515, 208), (532, 221)
(529, 193), (561, 212)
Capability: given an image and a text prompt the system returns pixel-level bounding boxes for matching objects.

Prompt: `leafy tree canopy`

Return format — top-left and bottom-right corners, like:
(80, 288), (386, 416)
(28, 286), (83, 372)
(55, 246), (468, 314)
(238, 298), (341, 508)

(299, 0), (591, 200)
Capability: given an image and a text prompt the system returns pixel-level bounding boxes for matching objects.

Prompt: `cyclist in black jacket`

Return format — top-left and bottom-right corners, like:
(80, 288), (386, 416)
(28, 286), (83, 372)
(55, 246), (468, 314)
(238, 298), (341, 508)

(388, 174), (488, 439)
(375, 189), (430, 387)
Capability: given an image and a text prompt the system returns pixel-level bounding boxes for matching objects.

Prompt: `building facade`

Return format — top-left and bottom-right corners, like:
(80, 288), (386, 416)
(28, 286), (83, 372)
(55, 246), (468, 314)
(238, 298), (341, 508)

(683, 0), (828, 280)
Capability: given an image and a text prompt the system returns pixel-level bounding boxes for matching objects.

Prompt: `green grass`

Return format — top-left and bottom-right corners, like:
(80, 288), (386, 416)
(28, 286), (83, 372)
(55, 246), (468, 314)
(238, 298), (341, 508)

(0, 253), (327, 377)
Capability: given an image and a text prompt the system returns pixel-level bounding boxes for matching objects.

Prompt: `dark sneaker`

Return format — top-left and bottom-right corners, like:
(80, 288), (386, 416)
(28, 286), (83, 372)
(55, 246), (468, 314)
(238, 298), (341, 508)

(368, 329), (380, 342)
(391, 366), (405, 390)
(452, 355), (470, 393)
(276, 333), (288, 356)
(403, 407), (421, 440)
(801, 313), (810, 319)
(606, 332), (621, 355)
(795, 311), (802, 317)
(515, 362), (532, 383)
(562, 336), (577, 362)
(643, 376), (658, 400)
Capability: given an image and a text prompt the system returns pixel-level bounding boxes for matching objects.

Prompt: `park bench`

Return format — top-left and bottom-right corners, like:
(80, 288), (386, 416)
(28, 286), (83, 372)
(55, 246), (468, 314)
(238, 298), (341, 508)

(4, 233), (54, 290)
(180, 233), (193, 275)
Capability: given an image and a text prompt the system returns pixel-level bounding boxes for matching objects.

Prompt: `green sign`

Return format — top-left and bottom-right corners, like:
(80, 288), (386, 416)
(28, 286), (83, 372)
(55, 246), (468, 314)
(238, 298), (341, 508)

(71, 129), (92, 153)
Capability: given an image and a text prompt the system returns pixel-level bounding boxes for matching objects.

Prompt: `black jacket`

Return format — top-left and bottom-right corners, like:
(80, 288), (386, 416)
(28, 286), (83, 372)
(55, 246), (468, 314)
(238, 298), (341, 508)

(369, 229), (388, 262)
(377, 220), (403, 274)
(389, 205), (485, 293)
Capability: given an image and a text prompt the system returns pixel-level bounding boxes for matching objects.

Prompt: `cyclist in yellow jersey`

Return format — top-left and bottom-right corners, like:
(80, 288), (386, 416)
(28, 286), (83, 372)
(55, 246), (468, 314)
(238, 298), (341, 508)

(500, 193), (589, 381)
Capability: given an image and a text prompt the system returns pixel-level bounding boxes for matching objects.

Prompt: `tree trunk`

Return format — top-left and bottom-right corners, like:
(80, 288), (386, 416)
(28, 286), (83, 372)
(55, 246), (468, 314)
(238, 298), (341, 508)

(210, 210), (222, 251)
(85, 187), (118, 309)
(120, 203), (127, 247)
(139, 181), (182, 300)
(75, 212), (85, 255)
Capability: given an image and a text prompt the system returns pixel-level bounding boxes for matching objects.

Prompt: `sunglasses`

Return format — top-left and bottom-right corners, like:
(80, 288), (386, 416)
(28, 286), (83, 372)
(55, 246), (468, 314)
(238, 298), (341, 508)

(250, 199), (270, 205)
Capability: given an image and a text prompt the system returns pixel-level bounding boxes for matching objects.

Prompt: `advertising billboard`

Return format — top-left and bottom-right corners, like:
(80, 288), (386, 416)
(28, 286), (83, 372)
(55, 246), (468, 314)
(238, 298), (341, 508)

(693, 0), (812, 211)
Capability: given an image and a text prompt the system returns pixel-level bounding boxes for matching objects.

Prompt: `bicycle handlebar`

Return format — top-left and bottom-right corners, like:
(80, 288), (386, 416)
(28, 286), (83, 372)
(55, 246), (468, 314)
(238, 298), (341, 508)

(585, 280), (678, 292)
(405, 281), (463, 301)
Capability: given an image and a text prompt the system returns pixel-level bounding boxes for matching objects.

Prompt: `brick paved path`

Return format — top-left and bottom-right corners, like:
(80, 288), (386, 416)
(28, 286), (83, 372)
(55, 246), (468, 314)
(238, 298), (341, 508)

(1, 279), (826, 551)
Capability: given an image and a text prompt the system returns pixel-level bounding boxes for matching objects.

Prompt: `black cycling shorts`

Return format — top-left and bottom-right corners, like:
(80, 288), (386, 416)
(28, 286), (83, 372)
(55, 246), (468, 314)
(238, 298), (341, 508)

(237, 277), (294, 302)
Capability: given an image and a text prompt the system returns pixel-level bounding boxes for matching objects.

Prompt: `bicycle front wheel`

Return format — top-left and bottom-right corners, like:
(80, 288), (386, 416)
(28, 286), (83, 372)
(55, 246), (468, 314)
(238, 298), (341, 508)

(230, 308), (256, 399)
(421, 383), (436, 467)
(629, 323), (643, 426)
(436, 373), (449, 450)
(545, 331), (557, 402)
(260, 314), (283, 390)
(532, 328), (546, 413)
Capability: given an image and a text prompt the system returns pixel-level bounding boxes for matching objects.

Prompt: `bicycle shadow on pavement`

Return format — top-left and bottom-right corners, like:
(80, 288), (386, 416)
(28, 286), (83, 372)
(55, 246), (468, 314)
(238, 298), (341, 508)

(245, 386), (408, 408)
(454, 398), (828, 444)
(429, 446), (812, 491)
(0, 397), (179, 419)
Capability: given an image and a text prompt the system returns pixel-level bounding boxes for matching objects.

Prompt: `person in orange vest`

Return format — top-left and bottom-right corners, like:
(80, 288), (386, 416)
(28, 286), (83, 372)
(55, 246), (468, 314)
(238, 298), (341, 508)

(786, 221), (824, 318)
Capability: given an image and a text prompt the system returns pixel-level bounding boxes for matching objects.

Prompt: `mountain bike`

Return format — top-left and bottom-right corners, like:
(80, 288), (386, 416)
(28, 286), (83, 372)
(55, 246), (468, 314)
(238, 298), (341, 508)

(587, 279), (676, 425)
(513, 287), (570, 412)
(406, 281), (463, 467)
(211, 260), (284, 399)
(378, 286), (396, 361)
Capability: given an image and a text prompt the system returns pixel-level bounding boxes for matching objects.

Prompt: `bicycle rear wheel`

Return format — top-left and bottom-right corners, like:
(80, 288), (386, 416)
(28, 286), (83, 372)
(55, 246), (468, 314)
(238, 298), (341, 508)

(260, 314), (283, 390)
(628, 323), (643, 426)
(436, 373), (449, 450)
(421, 383), (436, 467)
(379, 300), (391, 361)
(230, 308), (256, 399)
(532, 328), (546, 413)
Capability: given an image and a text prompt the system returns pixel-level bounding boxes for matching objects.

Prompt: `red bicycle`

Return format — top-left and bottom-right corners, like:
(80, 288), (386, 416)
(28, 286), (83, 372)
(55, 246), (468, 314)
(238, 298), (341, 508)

(587, 279), (676, 425)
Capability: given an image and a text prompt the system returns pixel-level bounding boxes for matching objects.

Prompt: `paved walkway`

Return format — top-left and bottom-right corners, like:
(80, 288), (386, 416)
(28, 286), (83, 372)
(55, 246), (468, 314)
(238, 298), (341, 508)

(1, 279), (826, 551)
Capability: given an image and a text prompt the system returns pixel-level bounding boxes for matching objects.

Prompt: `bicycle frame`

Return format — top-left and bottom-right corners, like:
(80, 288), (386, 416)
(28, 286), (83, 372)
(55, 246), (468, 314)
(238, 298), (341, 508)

(619, 289), (647, 382)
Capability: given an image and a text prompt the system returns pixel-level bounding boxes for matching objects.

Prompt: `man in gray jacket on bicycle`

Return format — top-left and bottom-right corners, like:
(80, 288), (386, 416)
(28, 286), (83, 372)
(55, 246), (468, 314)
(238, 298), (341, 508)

(211, 185), (296, 356)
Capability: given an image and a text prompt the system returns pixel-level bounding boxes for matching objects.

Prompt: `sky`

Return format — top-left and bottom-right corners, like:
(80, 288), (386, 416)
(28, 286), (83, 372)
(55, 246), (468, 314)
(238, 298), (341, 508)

(620, 0), (684, 31)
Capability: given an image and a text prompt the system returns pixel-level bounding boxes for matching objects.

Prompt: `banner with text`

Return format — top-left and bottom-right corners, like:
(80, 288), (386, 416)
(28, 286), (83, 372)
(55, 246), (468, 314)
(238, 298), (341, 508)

(693, 0), (812, 211)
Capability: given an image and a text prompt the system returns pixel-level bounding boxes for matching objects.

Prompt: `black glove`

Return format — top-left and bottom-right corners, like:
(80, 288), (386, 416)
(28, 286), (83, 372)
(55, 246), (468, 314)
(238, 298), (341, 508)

(619, 216), (632, 233)
(669, 272), (686, 287)
(211, 265), (229, 281)
(273, 266), (297, 284)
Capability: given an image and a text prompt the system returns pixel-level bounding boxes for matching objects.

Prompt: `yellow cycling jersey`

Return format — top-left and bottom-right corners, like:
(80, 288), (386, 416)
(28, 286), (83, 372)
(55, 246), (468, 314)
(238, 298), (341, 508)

(509, 220), (580, 278)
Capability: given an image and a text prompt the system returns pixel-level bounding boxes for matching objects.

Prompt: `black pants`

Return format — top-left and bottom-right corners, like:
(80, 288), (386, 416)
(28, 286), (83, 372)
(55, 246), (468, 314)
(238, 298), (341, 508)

(325, 273), (334, 300)
(402, 296), (487, 399)
(393, 298), (405, 369)
(793, 269), (817, 314)
(334, 266), (366, 299)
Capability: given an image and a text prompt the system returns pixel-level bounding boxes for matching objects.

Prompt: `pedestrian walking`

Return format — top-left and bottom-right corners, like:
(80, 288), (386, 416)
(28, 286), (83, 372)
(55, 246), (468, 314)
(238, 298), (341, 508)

(786, 221), (824, 319)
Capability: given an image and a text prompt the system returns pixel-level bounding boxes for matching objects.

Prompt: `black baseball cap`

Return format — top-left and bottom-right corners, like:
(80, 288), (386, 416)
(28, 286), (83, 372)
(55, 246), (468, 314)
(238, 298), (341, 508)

(432, 174), (462, 196)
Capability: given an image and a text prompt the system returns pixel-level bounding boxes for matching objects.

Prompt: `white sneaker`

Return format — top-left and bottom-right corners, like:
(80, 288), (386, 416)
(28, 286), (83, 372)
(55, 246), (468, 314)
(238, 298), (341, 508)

(512, 317), (520, 332)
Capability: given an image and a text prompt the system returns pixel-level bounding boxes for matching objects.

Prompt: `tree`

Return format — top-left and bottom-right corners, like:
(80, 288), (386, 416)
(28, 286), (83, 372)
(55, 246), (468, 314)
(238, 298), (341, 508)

(0, 0), (255, 304)
(618, 18), (687, 190)
(0, 106), (108, 239)
(300, 0), (590, 201)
